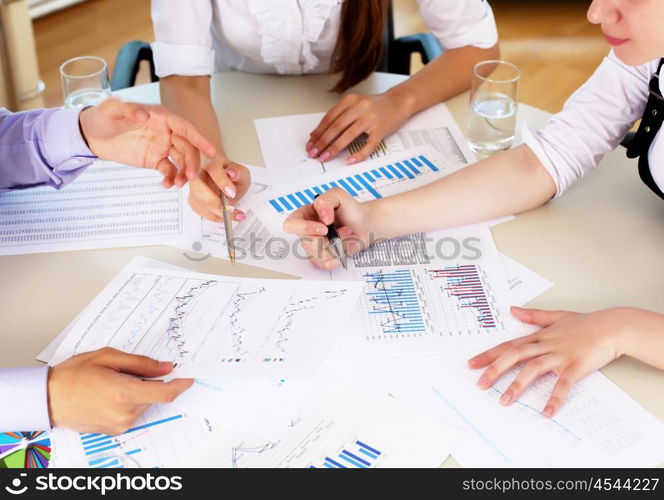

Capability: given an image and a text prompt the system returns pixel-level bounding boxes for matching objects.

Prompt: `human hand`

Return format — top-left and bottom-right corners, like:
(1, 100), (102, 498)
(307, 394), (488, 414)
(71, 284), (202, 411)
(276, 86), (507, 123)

(187, 156), (251, 222)
(468, 306), (632, 417)
(78, 98), (218, 188)
(283, 187), (373, 270)
(48, 347), (194, 435)
(307, 92), (413, 165)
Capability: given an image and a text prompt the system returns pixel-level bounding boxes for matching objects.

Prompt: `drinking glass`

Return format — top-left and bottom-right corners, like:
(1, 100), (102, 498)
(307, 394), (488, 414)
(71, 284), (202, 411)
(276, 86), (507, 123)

(467, 60), (520, 156)
(60, 56), (111, 108)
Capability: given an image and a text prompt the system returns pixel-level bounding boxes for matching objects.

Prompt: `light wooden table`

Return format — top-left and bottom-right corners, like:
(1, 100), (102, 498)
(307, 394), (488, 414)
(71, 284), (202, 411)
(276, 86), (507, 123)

(1, 72), (662, 466)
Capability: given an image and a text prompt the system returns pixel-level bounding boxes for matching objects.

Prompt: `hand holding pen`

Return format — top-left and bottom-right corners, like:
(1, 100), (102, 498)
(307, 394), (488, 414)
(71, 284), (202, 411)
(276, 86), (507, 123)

(283, 188), (373, 270)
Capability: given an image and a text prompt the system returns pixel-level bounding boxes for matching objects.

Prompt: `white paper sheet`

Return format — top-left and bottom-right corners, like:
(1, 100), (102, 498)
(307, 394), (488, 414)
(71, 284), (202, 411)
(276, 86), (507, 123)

(255, 104), (472, 183)
(50, 404), (216, 468)
(327, 224), (528, 355)
(389, 352), (664, 468)
(0, 161), (199, 256)
(499, 252), (554, 306)
(48, 258), (363, 379)
(176, 394), (464, 468)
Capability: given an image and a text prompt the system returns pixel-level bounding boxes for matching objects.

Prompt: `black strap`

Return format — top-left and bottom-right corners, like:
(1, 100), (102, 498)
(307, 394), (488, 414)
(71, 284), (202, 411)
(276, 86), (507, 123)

(626, 58), (664, 200)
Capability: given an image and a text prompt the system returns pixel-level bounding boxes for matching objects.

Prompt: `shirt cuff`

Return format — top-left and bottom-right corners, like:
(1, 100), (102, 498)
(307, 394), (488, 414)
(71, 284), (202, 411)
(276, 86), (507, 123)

(0, 366), (51, 432)
(41, 108), (95, 168)
(152, 42), (215, 77)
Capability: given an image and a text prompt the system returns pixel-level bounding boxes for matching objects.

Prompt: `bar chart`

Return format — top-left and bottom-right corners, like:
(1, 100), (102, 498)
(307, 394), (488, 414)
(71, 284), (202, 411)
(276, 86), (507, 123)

(79, 414), (185, 468)
(363, 269), (427, 336)
(267, 153), (441, 215)
(311, 440), (383, 469)
(427, 265), (500, 331)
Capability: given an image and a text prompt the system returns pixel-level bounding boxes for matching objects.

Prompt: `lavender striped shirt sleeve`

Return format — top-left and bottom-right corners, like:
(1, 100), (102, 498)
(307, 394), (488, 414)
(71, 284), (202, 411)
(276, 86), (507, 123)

(1, 107), (97, 431)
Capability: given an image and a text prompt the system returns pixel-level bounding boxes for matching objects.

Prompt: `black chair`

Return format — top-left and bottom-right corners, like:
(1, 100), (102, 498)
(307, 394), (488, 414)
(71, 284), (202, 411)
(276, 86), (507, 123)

(110, 1), (443, 91)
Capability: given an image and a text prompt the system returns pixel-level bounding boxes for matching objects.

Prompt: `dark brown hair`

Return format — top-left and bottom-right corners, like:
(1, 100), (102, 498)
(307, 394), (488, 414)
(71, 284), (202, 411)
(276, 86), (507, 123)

(331, 0), (389, 93)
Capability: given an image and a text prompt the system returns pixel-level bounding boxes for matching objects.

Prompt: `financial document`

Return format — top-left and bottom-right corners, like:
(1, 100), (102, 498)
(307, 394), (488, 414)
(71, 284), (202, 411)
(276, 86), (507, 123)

(0, 161), (198, 256)
(390, 353), (664, 468)
(255, 104), (471, 181)
(177, 395), (464, 468)
(48, 258), (363, 379)
(329, 224), (527, 354)
(50, 405), (215, 468)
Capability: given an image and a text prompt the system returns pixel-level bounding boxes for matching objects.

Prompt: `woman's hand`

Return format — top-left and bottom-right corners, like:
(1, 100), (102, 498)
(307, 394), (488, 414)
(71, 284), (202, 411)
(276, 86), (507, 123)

(79, 98), (218, 189)
(283, 188), (373, 270)
(48, 347), (194, 435)
(307, 91), (414, 165)
(467, 306), (639, 417)
(188, 156), (251, 222)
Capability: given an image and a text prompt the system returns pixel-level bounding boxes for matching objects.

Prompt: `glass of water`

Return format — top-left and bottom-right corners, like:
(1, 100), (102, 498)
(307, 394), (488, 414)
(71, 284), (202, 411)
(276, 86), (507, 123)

(467, 60), (520, 156)
(60, 56), (111, 108)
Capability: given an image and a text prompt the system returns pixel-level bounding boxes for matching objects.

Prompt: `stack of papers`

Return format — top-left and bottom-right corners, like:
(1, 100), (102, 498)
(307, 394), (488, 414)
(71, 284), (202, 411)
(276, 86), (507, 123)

(20, 103), (663, 468)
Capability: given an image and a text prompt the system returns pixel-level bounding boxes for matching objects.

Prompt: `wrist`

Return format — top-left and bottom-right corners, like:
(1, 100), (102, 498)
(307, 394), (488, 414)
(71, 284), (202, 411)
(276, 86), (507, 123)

(77, 106), (94, 151)
(610, 307), (647, 358)
(385, 86), (418, 119)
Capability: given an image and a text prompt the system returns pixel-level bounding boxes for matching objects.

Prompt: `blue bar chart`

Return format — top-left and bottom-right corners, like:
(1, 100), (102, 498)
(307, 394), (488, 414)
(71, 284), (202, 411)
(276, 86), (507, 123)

(428, 265), (497, 329)
(267, 154), (440, 214)
(363, 269), (426, 336)
(311, 440), (383, 469)
(79, 414), (184, 468)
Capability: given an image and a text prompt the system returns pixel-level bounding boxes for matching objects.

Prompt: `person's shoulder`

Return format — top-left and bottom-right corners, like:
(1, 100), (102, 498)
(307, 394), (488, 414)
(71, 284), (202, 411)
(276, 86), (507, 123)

(605, 50), (660, 85)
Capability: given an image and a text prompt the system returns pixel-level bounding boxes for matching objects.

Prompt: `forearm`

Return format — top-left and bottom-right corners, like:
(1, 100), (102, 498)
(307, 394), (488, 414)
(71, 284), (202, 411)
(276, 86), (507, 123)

(618, 308), (664, 370)
(159, 75), (225, 152)
(386, 43), (501, 117)
(366, 144), (556, 239)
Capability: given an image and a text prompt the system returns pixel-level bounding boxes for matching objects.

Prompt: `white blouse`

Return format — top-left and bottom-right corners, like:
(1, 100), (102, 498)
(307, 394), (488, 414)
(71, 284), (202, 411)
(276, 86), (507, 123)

(151, 0), (498, 77)
(526, 50), (664, 196)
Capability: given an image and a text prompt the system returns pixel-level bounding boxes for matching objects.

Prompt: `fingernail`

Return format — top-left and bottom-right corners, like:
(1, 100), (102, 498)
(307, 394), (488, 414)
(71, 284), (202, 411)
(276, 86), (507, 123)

(320, 152), (331, 162)
(159, 361), (172, 369)
(135, 109), (149, 121)
(224, 186), (236, 198)
(500, 392), (513, 405)
(543, 406), (554, 418)
(306, 141), (314, 151)
(227, 169), (237, 179)
(308, 148), (319, 159)
(316, 226), (327, 236)
(477, 375), (489, 388)
(346, 156), (357, 165)
(236, 213), (247, 222)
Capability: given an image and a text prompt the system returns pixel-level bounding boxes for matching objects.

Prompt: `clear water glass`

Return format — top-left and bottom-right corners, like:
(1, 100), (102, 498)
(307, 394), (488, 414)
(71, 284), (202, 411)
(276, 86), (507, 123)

(60, 56), (111, 108)
(467, 60), (521, 156)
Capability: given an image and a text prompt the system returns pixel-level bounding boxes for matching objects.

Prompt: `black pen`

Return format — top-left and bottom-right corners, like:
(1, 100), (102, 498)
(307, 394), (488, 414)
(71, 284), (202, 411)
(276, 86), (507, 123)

(314, 194), (348, 269)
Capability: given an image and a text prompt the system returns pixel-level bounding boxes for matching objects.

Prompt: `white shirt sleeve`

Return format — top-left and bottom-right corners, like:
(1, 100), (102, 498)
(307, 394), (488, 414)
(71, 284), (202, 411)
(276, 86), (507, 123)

(0, 366), (51, 432)
(417, 0), (498, 49)
(151, 0), (216, 77)
(525, 51), (652, 197)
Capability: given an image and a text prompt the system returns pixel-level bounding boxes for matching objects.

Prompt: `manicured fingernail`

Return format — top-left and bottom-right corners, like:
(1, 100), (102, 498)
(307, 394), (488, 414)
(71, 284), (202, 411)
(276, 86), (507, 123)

(308, 148), (319, 158)
(236, 213), (247, 222)
(227, 169), (237, 179)
(224, 186), (236, 198)
(320, 152), (331, 162)
(477, 375), (489, 388)
(306, 141), (314, 151)
(346, 156), (357, 165)
(500, 392), (513, 405)
(543, 406), (554, 418)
